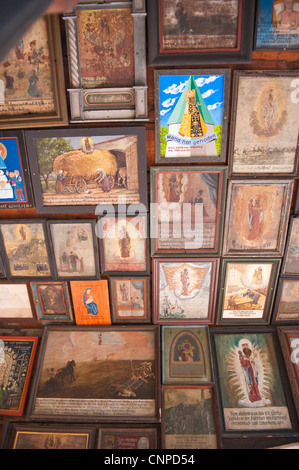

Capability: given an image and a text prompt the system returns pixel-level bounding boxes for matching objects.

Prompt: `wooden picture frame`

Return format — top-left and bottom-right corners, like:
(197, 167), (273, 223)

(0, 281), (36, 324)
(281, 216), (299, 276)
(161, 325), (213, 384)
(0, 335), (38, 417)
(64, 1), (148, 123)
(150, 166), (227, 257)
(255, 0), (299, 50)
(147, 0), (255, 66)
(222, 179), (293, 257)
(216, 258), (281, 325)
(210, 326), (299, 438)
(25, 126), (148, 214)
(27, 325), (160, 423)
(277, 326), (299, 421)
(161, 385), (220, 449)
(228, 70), (299, 178)
(46, 220), (100, 281)
(152, 257), (219, 325)
(25, 126), (147, 214)
(272, 277), (299, 324)
(0, 219), (53, 280)
(154, 69), (231, 164)
(97, 426), (158, 449)
(0, 130), (34, 209)
(2, 422), (96, 449)
(109, 276), (151, 324)
(70, 280), (111, 326)
(30, 281), (74, 324)
(0, 15), (68, 129)
(98, 213), (150, 276)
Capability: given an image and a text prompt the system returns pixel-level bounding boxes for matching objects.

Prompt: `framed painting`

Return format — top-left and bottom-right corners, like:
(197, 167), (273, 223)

(0, 15), (68, 129)
(222, 179), (293, 257)
(147, 0), (255, 65)
(161, 385), (220, 449)
(277, 326), (299, 420)
(97, 426), (158, 449)
(228, 70), (299, 178)
(0, 335), (38, 416)
(27, 326), (160, 423)
(64, 1), (148, 123)
(0, 282), (35, 324)
(25, 127), (147, 214)
(152, 257), (219, 325)
(150, 166), (227, 257)
(0, 219), (53, 280)
(0, 131), (34, 209)
(210, 327), (299, 438)
(255, 0), (299, 50)
(281, 216), (299, 276)
(161, 325), (213, 384)
(272, 278), (299, 324)
(2, 423), (96, 449)
(154, 69), (230, 163)
(216, 258), (281, 325)
(70, 280), (111, 326)
(47, 220), (99, 280)
(30, 281), (73, 324)
(98, 214), (149, 275)
(109, 276), (151, 324)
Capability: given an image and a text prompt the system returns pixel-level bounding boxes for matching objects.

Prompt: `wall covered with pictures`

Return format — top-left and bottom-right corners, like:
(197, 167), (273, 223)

(0, 0), (299, 450)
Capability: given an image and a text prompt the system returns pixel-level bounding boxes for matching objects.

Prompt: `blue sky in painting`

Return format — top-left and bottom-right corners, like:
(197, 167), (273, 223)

(159, 73), (225, 129)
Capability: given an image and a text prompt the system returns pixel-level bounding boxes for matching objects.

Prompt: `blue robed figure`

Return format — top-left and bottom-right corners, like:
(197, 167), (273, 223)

(83, 288), (98, 315)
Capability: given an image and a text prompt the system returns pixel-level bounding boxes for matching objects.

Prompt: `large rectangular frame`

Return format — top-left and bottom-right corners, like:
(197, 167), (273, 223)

(154, 69), (231, 164)
(27, 325), (160, 423)
(0, 15), (68, 129)
(64, 1), (148, 123)
(147, 0), (255, 66)
(25, 126), (148, 214)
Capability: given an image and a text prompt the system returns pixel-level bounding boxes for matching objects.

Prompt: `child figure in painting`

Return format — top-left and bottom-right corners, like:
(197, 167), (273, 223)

(83, 288), (98, 315)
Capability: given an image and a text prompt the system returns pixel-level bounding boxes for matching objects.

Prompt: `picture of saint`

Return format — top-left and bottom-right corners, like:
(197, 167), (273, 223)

(248, 198), (264, 241)
(39, 285), (66, 315)
(83, 288), (98, 316)
(70, 280), (111, 326)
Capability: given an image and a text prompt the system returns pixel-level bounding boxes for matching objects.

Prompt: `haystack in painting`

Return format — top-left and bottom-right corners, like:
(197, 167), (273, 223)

(53, 149), (118, 180)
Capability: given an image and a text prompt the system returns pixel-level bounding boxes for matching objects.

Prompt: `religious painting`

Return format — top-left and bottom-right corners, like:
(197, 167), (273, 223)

(98, 214), (149, 275)
(255, 0), (299, 50)
(277, 327), (299, 420)
(0, 335), (38, 416)
(152, 258), (219, 324)
(109, 276), (151, 324)
(161, 385), (219, 449)
(27, 326), (160, 422)
(0, 282), (34, 323)
(25, 127), (147, 213)
(281, 216), (299, 275)
(70, 280), (111, 326)
(47, 220), (99, 280)
(30, 281), (73, 324)
(147, 0), (254, 65)
(272, 278), (299, 324)
(150, 166), (227, 256)
(154, 69), (230, 163)
(222, 180), (293, 257)
(3, 423), (95, 449)
(0, 219), (53, 279)
(64, 2), (148, 122)
(210, 328), (298, 436)
(161, 325), (213, 384)
(0, 15), (67, 128)
(229, 71), (299, 177)
(0, 131), (34, 209)
(97, 426), (157, 449)
(216, 259), (281, 325)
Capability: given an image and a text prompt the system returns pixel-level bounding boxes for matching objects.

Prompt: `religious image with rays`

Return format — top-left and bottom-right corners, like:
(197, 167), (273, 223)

(159, 261), (212, 320)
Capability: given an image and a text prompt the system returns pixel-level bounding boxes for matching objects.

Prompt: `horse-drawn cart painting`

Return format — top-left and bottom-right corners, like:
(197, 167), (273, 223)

(25, 128), (147, 213)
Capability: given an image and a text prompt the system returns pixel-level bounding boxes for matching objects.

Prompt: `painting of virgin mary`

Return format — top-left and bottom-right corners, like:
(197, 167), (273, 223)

(83, 288), (98, 315)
